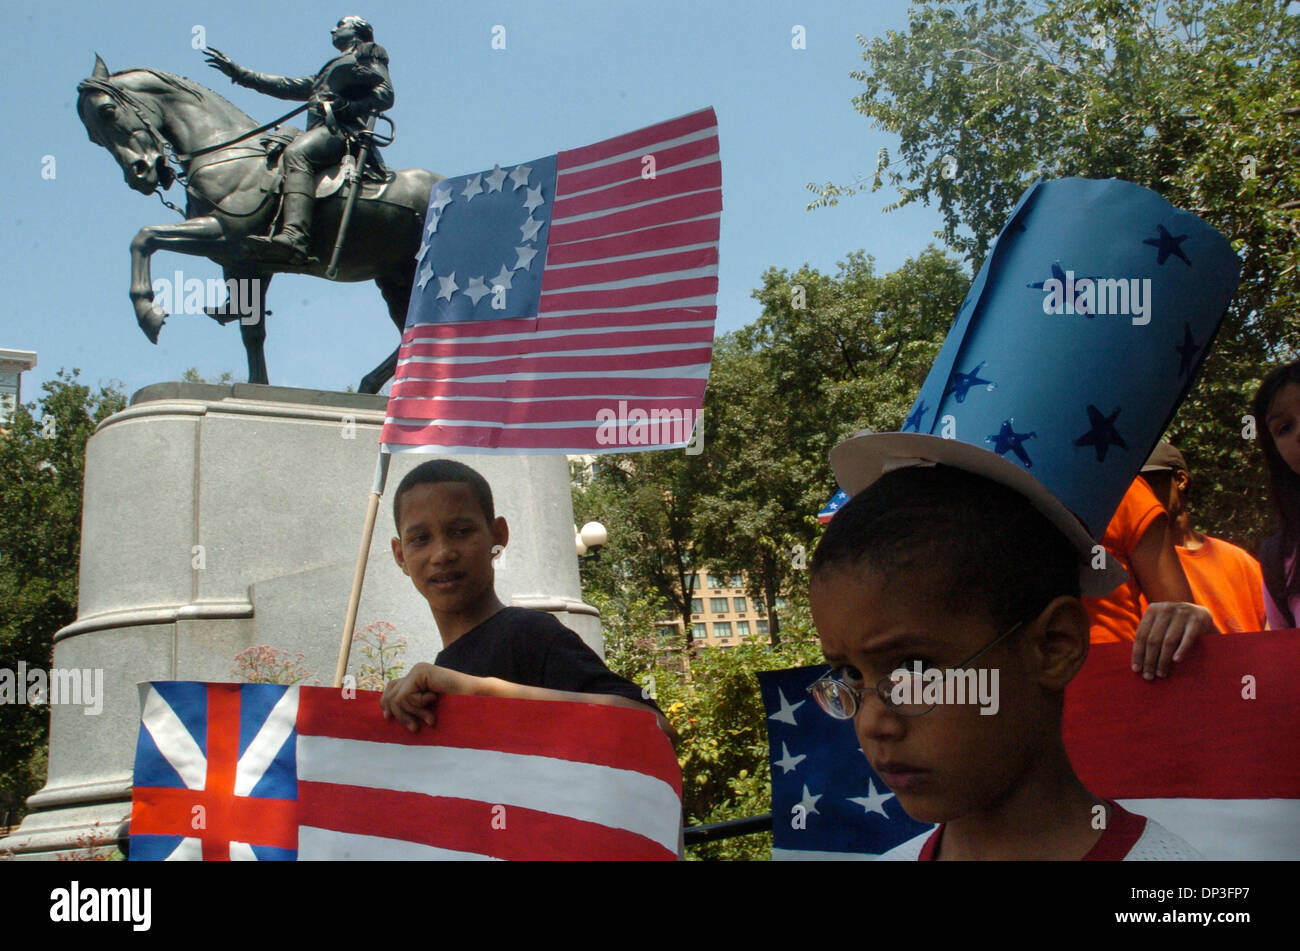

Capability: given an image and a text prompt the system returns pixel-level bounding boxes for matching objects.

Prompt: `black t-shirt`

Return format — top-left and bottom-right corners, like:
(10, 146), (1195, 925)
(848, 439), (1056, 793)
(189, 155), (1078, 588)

(435, 607), (657, 710)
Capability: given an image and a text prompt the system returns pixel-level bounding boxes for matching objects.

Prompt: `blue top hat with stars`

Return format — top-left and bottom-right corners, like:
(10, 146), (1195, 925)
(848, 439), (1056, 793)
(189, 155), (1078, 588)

(830, 178), (1240, 597)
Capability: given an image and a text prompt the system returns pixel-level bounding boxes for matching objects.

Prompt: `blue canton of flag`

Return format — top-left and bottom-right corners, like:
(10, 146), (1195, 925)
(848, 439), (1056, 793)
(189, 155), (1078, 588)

(759, 666), (931, 859)
(412, 157), (559, 324)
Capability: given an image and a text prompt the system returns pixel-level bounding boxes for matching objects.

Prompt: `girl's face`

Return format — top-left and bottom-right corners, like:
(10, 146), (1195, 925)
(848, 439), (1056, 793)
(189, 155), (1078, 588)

(1265, 382), (1300, 478)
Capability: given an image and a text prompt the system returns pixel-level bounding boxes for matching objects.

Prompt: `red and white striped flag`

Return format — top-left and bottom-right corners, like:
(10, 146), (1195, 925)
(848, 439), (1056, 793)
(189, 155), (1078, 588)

(1064, 630), (1300, 859)
(760, 630), (1300, 859)
(130, 684), (681, 860)
(379, 108), (721, 453)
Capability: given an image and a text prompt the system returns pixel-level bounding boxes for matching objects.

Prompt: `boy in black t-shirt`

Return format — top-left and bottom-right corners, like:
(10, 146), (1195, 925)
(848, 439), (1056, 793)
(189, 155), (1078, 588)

(380, 459), (673, 740)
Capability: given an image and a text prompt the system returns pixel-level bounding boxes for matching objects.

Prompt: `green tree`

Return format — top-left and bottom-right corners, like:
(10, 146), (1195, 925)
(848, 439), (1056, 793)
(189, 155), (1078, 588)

(690, 249), (968, 641)
(810, 0), (1299, 546)
(591, 576), (827, 860)
(0, 371), (126, 826)
(667, 602), (827, 860)
(573, 451), (705, 652)
(587, 585), (672, 693)
(180, 367), (236, 385)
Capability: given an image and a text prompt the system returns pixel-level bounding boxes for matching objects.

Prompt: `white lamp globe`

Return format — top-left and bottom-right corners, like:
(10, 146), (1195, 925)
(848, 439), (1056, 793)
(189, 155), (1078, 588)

(579, 521), (608, 550)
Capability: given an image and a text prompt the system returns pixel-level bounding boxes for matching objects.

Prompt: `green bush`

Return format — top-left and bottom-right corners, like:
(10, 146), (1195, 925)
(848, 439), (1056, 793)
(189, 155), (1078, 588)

(600, 592), (826, 860)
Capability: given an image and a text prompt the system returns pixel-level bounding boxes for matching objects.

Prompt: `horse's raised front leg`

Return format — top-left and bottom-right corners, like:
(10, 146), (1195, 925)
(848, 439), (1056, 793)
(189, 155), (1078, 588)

(128, 216), (225, 342)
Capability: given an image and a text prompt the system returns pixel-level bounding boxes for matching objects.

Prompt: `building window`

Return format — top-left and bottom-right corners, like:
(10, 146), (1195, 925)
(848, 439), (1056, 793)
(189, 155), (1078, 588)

(713, 622), (732, 638)
(736, 621), (750, 638)
(710, 597), (729, 614)
(733, 597), (747, 613)
(690, 598), (703, 614)
(707, 573), (723, 589)
(692, 623), (707, 639)
(756, 620), (769, 636)
(775, 596), (789, 610)
(656, 624), (676, 640)
(730, 574), (743, 588)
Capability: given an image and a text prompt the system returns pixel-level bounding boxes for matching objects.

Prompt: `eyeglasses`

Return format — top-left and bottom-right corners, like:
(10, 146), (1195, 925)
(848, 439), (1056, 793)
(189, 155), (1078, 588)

(807, 620), (1025, 719)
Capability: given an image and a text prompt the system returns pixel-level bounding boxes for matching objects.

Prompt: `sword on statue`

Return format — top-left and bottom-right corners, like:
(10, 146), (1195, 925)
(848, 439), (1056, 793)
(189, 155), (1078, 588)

(326, 112), (381, 281)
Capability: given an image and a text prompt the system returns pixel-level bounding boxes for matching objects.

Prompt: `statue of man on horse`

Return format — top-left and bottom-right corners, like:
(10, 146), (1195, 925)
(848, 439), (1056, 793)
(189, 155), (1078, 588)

(77, 16), (441, 393)
(203, 15), (394, 265)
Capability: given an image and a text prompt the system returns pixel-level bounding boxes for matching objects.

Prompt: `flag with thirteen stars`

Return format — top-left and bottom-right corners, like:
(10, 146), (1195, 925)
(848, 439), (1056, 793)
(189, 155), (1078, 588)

(379, 108), (721, 453)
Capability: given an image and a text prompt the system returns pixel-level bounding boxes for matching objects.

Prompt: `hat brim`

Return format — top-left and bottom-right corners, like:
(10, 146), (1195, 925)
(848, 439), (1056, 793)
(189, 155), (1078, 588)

(829, 432), (1128, 598)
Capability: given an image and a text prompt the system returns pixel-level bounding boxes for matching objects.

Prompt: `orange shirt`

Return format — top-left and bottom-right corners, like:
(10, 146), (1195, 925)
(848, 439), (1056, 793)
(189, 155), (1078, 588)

(1084, 478), (1166, 643)
(1176, 535), (1267, 635)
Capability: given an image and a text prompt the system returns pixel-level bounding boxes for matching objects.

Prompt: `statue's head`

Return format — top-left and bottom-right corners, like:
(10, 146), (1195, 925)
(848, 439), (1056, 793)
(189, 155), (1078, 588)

(332, 16), (373, 49)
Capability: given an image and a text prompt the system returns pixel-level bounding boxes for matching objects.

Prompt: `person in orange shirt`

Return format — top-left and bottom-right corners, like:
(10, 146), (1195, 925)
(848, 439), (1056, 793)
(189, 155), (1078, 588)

(1081, 473), (1218, 677)
(1139, 442), (1267, 634)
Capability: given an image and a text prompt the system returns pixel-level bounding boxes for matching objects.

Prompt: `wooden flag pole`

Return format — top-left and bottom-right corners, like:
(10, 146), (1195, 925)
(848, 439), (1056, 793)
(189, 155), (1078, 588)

(335, 450), (392, 687)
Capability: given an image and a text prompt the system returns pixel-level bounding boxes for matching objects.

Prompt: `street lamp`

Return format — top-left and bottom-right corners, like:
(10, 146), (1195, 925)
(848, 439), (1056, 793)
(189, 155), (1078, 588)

(576, 520), (608, 561)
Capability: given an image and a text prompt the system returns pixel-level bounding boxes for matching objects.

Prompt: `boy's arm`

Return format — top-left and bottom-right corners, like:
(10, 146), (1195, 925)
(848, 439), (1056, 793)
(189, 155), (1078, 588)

(381, 662), (677, 743)
(1129, 513), (1218, 679)
(1128, 511), (1194, 603)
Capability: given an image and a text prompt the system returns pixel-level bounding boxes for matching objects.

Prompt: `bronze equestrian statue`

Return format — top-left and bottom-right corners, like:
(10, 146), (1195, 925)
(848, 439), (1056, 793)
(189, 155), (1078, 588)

(76, 19), (440, 393)
(203, 16), (393, 265)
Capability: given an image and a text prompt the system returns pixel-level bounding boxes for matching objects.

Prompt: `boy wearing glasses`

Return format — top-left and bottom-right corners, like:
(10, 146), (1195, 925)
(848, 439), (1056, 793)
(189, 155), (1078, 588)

(797, 177), (1240, 859)
(807, 460), (1200, 860)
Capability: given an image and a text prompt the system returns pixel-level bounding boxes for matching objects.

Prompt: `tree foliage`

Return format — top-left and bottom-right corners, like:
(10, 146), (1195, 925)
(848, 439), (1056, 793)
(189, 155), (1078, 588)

(0, 371), (126, 825)
(180, 367), (235, 385)
(598, 589), (826, 860)
(690, 249), (968, 639)
(810, 0), (1299, 546)
(572, 453), (704, 652)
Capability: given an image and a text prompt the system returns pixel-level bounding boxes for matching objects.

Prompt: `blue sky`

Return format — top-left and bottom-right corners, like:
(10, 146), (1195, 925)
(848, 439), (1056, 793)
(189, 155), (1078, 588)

(10, 0), (954, 401)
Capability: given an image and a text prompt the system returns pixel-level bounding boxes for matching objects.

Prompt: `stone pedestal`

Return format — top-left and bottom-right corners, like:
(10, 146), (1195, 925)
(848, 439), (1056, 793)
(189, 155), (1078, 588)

(1, 382), (598, 858)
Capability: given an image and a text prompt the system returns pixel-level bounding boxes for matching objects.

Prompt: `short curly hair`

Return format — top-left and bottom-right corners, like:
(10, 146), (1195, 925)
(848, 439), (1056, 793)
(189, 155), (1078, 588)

(811, 464), (1081, 629)
(392, 459), (494, 534)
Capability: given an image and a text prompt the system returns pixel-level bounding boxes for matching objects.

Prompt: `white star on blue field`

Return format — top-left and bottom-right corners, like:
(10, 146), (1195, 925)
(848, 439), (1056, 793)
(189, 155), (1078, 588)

(759, 668), (933, 856)
(767, 688), (805, 726)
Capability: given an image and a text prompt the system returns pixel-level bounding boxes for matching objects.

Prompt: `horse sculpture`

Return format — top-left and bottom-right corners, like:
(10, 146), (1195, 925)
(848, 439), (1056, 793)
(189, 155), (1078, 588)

(77, 55), (440, 393)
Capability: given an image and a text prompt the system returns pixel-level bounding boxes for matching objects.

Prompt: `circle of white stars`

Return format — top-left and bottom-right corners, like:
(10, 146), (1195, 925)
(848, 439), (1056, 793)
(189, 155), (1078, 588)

(414, 162), (547, 306)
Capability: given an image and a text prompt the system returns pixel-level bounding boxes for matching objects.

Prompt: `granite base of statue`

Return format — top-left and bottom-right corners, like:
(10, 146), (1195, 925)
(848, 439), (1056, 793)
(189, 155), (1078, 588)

(0, 382), (599, 859)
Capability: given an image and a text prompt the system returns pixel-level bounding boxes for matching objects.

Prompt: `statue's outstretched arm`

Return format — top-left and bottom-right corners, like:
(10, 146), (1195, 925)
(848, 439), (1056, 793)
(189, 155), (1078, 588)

(204, 47), (315, 100)
(231, 66), (316, 101)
